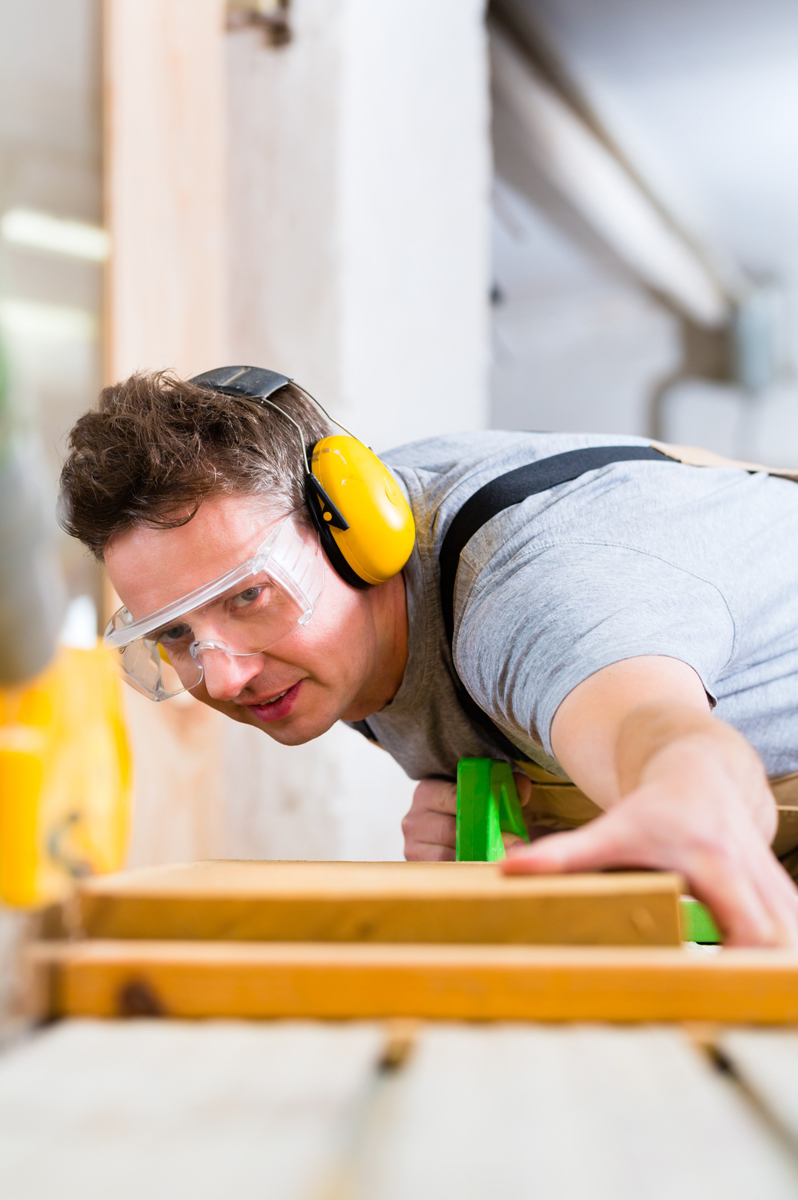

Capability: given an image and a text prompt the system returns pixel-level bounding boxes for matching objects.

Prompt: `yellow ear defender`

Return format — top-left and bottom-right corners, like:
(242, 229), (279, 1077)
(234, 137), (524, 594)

(308, 434), (416, 587)
(190, 366), (416, 589)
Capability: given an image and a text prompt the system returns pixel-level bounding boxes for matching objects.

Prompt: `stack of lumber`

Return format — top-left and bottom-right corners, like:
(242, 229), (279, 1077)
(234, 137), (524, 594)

(27, 861), (798, 1022)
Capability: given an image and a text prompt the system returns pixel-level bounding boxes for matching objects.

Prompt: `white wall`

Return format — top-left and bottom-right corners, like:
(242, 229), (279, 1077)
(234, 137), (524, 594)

(490, 181), (680, 437)
(222, 0), (491, 861)
(227, 0), (490, 451)
(490, 0), (798, 466)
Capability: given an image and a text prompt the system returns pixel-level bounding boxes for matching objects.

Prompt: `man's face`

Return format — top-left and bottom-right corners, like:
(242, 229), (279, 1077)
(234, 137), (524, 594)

(104, 492), (400, 744)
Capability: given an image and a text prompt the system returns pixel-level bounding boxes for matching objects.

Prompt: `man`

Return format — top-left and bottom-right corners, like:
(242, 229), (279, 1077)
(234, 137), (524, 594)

(59, 366), (798, 946)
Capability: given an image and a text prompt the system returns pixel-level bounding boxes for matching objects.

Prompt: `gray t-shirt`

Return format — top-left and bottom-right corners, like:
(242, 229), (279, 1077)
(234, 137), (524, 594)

(351, 431), (798, 782)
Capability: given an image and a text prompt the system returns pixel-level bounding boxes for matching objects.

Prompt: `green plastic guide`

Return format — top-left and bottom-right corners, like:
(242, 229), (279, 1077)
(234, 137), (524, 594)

(455, 757), (721, 945)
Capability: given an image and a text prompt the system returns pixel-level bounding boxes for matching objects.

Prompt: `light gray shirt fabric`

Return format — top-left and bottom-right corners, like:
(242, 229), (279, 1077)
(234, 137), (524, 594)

(350, 431), (798, 782)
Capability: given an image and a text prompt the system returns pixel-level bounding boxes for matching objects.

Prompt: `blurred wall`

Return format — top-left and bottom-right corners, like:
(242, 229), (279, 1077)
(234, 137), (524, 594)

(491, 180), (680, 437)
(226, 0), (490, 451)
(489, 0), (798, 468)
(0, 0), (103, 610)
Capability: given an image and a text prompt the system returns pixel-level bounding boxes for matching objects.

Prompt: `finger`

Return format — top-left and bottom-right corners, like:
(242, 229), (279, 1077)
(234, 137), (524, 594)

(746, 842), (798, 947)
(684, 851), (779, 947)
(402, 813), (456, 851)
(684, 826), (798, 947)
(512, 773), (533, 810)
(413, 780), (458, 816)
(502, 813), (632, 875)
(405, 841), (456, 862)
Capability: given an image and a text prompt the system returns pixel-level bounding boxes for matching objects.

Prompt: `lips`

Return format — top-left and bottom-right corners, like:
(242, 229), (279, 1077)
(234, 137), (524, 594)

(244, 680), (302, 723)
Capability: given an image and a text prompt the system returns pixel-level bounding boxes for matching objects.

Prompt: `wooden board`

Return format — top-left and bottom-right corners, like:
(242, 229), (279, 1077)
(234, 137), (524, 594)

(5, 1023), (798, 1200)
(355, 1025), (798, 1199)
(719, 1031), (798, 1148)
(75, 861), (683, 946)
(28, 941), (798, 1023)
(0, 1019), (383, 1200)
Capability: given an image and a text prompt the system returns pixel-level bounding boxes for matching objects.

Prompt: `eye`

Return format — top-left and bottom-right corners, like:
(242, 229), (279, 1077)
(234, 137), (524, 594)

(231, 585), (267, 609)
(157, 622), (192, 646)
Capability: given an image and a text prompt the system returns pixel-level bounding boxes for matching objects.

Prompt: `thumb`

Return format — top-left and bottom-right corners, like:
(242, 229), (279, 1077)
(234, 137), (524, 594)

(502, 812), (628, 875)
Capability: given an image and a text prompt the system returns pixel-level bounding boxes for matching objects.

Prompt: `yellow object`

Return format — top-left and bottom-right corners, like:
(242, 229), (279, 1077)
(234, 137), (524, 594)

(0, 644), (131, 907)
(311, 435), (416, 586)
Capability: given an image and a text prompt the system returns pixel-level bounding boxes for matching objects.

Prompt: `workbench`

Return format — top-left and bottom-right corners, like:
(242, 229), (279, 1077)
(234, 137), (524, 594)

(3, 1017), (798, 1199)
(4, 861), (798, 1198)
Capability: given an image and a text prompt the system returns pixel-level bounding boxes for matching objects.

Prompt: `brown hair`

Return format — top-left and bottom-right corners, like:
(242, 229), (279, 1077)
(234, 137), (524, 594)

(59, 370), (332, 559)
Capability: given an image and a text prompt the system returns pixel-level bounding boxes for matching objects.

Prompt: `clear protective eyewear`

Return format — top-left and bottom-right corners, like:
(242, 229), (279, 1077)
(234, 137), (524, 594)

(104, 515), (324, 701)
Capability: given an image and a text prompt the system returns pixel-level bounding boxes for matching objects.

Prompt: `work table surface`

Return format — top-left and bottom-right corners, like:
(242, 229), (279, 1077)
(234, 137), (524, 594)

(2, 1017), (798, 1199)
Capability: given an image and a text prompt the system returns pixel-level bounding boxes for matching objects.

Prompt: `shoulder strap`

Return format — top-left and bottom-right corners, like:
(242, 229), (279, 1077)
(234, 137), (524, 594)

(348, 718), (378, 743)
(439, 444), (673, 759)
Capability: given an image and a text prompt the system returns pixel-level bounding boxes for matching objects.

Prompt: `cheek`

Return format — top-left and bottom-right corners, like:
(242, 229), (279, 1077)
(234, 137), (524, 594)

(283, 580), (371, 675)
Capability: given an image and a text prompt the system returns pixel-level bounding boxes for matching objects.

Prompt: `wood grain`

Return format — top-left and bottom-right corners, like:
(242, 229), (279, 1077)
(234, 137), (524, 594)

(719, 1031), (798, 1148)
(76, 861), (684, 946)
(28, 940), (798, 1023)
(354, 1025), (798, 1199)
(0, 1020), (383, 1200)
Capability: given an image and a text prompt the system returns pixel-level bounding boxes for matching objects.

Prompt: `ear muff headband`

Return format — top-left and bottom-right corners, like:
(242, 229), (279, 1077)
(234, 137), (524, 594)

(190, 365), (416, 588)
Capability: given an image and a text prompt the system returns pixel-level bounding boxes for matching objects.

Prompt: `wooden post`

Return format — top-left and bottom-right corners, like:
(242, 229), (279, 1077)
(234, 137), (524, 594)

(102, 0), (230, 865)
(104, 0), (226, 380)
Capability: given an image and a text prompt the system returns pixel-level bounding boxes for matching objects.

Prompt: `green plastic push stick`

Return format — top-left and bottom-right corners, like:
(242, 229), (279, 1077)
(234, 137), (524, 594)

(455, 757), (530, 861)
(455, 757), (722, 944)
(679, 897), (721, 944)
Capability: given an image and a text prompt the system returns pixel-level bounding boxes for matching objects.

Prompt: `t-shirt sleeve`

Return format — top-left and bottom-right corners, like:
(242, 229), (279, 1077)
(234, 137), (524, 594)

(454, 542), (736, 758)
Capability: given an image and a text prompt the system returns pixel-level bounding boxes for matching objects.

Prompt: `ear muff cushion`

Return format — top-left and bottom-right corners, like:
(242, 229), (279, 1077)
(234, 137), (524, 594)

(310, 437), (416, 586)
(312, 509), (370, 590)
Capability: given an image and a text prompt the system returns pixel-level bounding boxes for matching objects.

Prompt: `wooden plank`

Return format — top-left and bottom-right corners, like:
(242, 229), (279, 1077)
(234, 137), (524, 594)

(28, 940), (798, 1023)
(0, 1019), (383, 1200)
(103, 0), (233, 869)
(354, 1025), (798, 1199)
(719, 1031), (798, 1148)
(76, 861), (684, 946)
(104, 0), (226, 380)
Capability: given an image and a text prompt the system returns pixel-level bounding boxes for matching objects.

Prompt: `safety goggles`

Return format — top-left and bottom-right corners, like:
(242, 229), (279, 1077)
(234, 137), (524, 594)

(104, 515), (324, 701)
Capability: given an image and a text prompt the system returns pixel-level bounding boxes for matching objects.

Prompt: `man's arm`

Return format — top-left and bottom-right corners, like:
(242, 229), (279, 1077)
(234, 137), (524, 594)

(504, 655), (798, 947)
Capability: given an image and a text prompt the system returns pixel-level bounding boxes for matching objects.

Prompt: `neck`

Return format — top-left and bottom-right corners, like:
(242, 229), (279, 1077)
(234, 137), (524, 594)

(347, 572), (409, 719)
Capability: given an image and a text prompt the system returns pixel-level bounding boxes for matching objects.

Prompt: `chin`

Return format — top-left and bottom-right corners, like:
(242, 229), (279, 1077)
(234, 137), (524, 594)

(192, 684), (344, 746)
(255, 715), (336, 746)
(243, 700), (341, 746)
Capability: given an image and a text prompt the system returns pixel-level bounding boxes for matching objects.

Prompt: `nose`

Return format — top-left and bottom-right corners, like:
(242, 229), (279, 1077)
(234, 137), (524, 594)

(198, 648), (265, 701)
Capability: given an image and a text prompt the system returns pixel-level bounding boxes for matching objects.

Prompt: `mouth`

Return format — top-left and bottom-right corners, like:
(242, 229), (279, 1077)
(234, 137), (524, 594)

(243, 680), (303, 724)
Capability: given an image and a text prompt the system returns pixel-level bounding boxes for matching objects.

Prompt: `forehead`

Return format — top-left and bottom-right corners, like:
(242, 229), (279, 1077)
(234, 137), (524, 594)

(105, 492), (286, 619)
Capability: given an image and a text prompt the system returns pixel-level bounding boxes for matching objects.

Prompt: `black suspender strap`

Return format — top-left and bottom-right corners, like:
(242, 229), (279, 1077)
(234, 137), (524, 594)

(439, 444), (674, 758)
(349, 718), (378, 743)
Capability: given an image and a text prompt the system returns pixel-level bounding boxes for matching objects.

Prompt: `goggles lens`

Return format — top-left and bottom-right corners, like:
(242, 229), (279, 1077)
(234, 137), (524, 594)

(105, 516), (323, 701)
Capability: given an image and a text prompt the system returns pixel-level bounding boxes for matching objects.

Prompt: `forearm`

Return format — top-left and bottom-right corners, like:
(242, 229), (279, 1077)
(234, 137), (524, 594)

(615, 702), (777, 845)
(512, 660), (796, 946)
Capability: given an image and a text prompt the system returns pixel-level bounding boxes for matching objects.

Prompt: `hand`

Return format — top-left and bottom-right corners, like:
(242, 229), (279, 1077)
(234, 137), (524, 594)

(504, 739), (798, 948)
(402, 773), (535, 862)
(402, 779), (457, 861)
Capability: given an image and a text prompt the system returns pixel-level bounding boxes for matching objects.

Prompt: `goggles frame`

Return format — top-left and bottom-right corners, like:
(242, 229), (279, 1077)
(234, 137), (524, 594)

(104, 515), (324, 700)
